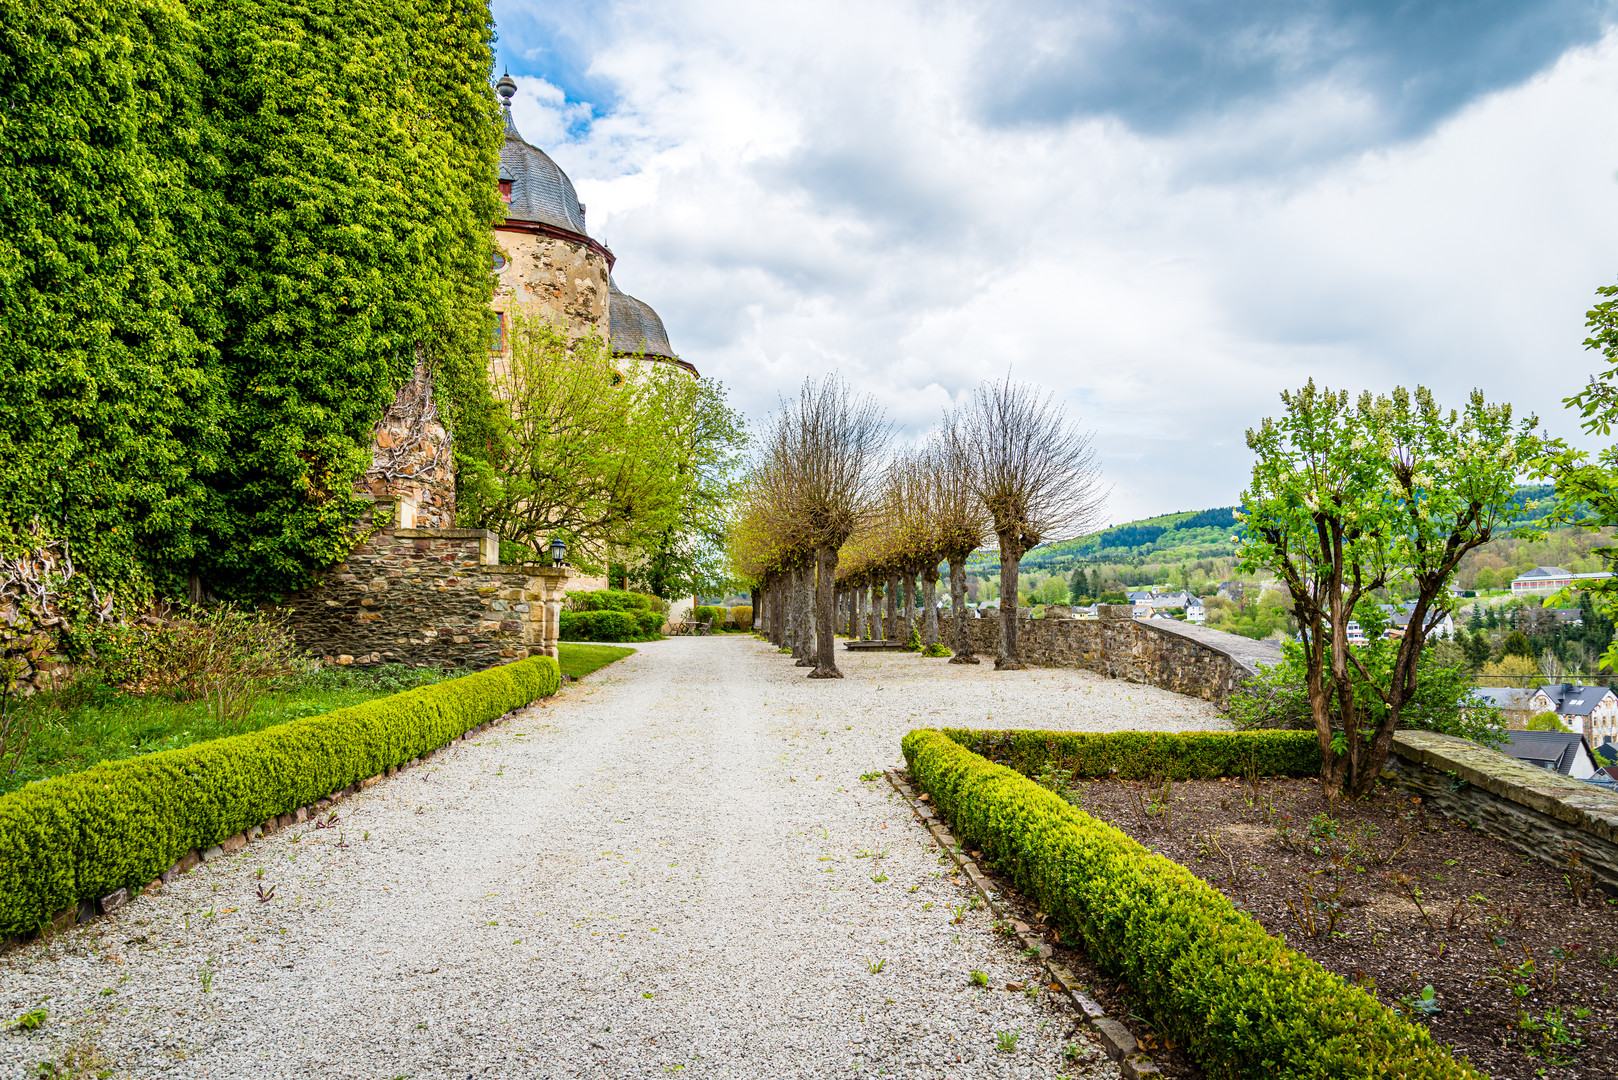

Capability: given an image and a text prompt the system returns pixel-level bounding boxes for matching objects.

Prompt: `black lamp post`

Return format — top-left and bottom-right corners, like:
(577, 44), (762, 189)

(549, 536), (567, 566)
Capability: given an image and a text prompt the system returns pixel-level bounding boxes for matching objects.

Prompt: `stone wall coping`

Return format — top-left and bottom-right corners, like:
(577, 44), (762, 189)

(394, 527), (498, 541)
(1136, 619), (1283, 679)
(1390, 730), (1618, 843)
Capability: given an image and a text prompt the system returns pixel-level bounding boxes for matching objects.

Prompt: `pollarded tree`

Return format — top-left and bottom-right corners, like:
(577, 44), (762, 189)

(1241, 382), (1539, 798)
(932, 423), (990, 663)
(963, 377), (1105, 669)
(766, 377), (891, 678)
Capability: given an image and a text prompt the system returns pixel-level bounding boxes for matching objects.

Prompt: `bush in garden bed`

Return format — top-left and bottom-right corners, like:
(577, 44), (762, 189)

(729, 605), (753, 630)
(0, 656), (560, 935)
(564, 589), (666, 615)
(558, 609), (661, 642)
(940, 727), (1320, 781)
(901, 729), (1479, 1080)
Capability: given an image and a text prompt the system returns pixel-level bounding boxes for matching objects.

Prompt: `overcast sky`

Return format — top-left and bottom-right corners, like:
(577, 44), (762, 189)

(493, 0), (1618, 525)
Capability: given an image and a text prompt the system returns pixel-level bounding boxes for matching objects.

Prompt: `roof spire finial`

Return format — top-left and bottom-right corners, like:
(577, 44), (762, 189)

(495, 69), (517, 111)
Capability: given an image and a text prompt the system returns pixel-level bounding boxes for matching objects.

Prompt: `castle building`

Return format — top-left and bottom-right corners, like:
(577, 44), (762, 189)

(284, 76), (697, 667)
(491, 72), (695, 378)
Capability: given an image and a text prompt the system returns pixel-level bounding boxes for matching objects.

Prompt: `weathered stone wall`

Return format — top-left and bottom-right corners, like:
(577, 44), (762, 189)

(280, 498), (556, 670)
(493, 229), (611, 343)
(942, 607), (1281, 704)
(357, 362), (456, 528)
(1385, 730), (1618, 892)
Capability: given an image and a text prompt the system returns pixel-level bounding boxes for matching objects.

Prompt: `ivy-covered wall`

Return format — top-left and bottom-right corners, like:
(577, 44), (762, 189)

(0, 0), (502, 600)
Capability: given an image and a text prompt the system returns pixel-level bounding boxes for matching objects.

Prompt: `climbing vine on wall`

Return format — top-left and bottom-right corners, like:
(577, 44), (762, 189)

(0, 0), (502, 601)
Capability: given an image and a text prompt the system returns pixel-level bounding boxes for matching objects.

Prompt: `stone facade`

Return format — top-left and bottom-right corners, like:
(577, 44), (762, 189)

(492, 230), (610, 347)
(280, 497), (568, 670)
(355, 362), (456, 528)
(1384, 730), (1618, 892)
(944, 606), (1281, 704)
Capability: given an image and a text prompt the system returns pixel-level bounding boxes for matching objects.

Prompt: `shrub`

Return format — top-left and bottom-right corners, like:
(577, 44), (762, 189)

(559, 610), (640, 642)
(111, 605), (306, 728)
(940, 728), (1320, 781)
(921, 642), (952, 657)
(902, 730), (1481, 1080)
(693, 605), (724, 627)
(730, 605), (753, 630)
(564, 590), (666, 615)
(633, 610), (665, 636)
(0, 656), (559, 934)
(1525, 711), (1570, 732)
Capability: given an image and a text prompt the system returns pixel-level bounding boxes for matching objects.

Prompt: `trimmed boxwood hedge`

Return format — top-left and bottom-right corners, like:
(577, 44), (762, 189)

(0, 655), (559, 934)
(902, 729), (1481, 1080)
(941, 728), (1321, 781)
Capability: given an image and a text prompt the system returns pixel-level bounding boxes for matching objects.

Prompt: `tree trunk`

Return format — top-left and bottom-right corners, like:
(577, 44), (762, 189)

(867, 582), (880, 640)
(795, 562), (816, 665)
(750, 587), (760, 632)
(810, 546), (842, 678)
(921, 565), (939, 647)
(996, 546), (1024, 669)
(901, 571), (918, 642)
(884, 575), (899, 640)
(948, 557), (978, 663)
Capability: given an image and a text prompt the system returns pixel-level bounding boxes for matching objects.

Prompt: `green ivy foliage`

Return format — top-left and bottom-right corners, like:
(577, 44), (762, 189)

(0, 0), (502, 599)
(0, 654), (558, 934)
(902, 730), (1481, 1080)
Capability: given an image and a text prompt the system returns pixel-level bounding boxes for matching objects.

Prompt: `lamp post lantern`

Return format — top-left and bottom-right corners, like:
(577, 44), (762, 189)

(549, 537), (567, 566)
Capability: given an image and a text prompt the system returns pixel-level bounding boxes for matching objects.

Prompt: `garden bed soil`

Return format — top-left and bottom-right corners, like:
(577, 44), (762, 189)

(1030, 774), (1618, 1080)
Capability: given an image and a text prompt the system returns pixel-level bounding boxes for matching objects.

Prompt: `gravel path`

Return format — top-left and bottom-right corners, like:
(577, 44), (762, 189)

(1, 637), (1227, 1079)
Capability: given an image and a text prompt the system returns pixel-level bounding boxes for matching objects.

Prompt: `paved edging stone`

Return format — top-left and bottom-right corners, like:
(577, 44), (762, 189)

(886, 769), (1163, 1079)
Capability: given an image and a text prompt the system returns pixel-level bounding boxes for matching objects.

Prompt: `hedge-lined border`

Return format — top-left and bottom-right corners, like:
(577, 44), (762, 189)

(939, 728), (1321, 781)
(0, 656), (560, 935)
(902, 729), (1482, 1080)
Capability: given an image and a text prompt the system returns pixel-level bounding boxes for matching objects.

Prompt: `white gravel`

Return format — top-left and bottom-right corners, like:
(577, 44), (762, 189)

(0, 637), (1227, 1079)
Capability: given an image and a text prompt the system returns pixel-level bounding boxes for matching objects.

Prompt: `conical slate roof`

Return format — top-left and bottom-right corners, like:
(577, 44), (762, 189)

(609, 278), (676, 359)
(497, 78), (591, 238)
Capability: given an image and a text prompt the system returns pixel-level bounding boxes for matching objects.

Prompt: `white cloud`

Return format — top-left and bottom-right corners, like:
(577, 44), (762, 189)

(495, 1), (1618, 524)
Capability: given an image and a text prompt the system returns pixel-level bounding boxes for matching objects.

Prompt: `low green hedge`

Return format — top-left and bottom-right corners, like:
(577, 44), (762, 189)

(942, 728), (1320, 780)
(902, 730), (1480, 1080)
(559, 609), (662, 642)
(730, 605), (753, 629)
(565, 589), (665, 614)
(0, 656), (560, 935)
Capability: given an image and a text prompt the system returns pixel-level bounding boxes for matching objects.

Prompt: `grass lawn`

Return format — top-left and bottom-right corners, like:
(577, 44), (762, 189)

(557, 643), (636, 679)
(2, 665), (460, 796)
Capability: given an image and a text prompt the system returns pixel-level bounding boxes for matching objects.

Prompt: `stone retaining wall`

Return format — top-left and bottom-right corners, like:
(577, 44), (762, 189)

(942, 606), (1281, 704)
(1384, 730), (1618, 892)
(280, 497), (563, 670)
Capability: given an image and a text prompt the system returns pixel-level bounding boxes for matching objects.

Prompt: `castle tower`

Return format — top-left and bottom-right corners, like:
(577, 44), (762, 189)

(609, 277), (700, 377)
(492, 73), (614, 345)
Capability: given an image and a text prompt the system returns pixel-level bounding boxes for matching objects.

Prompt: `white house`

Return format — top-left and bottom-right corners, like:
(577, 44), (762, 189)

(1510, 566), (1614, 596)
(1526, 683), (1618, 739)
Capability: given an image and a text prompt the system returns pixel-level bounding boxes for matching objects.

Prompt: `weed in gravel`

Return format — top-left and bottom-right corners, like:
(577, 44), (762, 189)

(969, 970), (988, 986)
(866, 957), (886, 973)
(255, 883), (275, 903)
(995, 1029), (1020, 1053)
(255, 865), (264, 879)
(871, 872), (888, 883)
(12, 1008), (46, 1031)
(859, 771), (881, 781)
(198, 956), (215, 993)
(1062, 1042), (1093, 1063)
(949, 903), (968, 923)
(1021, 945), (1042, 960)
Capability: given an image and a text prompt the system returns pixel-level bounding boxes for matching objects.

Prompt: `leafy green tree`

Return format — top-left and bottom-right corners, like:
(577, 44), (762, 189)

(460, 315), (744, 578)
(1228, 628), (1505, 750)
(1240, 382), (1537, 797)
(1535, 279), (1618, 667)
(1499, 629), (1533, 659)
